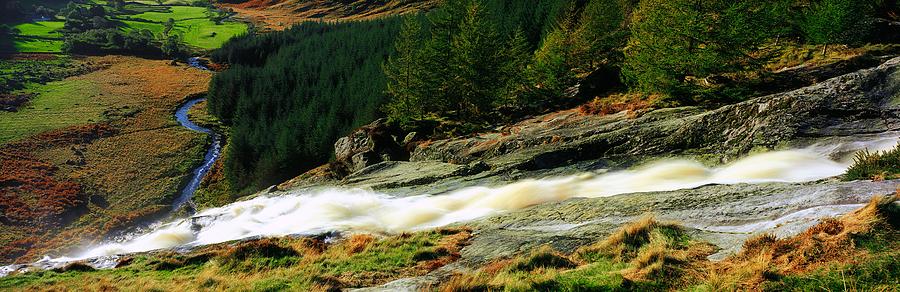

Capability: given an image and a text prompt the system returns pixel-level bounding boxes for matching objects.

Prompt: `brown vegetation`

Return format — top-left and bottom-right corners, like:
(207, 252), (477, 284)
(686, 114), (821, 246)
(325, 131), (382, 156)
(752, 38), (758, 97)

(704, 194), (900, 290)
(440, 195), (900, 291)
(578, 93), (658, 117)
(0, 56), (212, 264)
(0, 227), (473, 291)
(221, 0), (438, 31)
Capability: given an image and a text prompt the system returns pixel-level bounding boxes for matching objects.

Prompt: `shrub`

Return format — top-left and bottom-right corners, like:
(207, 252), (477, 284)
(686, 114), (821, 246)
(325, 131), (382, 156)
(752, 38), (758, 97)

(63, 29), (163, 57)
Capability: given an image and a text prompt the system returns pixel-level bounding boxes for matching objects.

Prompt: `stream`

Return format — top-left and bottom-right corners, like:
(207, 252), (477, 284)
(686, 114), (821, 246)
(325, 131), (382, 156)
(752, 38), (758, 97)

(172, 98), (222, 210)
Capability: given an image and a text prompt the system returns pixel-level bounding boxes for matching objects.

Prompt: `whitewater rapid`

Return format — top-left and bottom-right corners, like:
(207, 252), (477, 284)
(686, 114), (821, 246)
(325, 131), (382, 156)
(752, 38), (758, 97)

(52, 134), (898, 263)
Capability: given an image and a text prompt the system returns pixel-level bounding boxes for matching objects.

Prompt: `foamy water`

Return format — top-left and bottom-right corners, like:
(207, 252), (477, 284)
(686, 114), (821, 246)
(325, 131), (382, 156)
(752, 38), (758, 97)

(50, 135), (898, 263)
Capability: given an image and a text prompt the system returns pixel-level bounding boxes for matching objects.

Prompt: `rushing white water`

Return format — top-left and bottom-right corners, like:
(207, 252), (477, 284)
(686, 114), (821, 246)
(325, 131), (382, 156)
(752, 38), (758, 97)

(50, 135), (897, 263)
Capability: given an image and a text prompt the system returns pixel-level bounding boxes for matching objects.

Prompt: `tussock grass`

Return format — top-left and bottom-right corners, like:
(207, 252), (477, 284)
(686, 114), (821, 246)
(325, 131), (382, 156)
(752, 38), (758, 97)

(440, 216), (715, 291)
(845, 144), (900, 181)
(0, 227), (472, 291)
(698, 194), (900, 291)
(442, 199), (900, 292)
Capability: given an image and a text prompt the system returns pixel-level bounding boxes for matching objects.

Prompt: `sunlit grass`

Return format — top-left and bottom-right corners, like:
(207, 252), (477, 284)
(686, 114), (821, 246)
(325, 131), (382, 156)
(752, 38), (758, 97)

(10, 21), (65, 53)
(0, 80), (105, 144)
(0, 228), (472, 291)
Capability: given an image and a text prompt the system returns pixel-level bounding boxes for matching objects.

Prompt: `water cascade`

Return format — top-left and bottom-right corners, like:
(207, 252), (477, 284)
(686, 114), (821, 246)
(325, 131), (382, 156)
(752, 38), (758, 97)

(45, 134), (900, 264)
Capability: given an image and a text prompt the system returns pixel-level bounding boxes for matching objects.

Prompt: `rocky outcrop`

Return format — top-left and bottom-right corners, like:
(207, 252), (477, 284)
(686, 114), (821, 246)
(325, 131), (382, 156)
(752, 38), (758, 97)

(410, 57), (900, 170)
(332, 118), (408, 176)
(340, 57), (900, 290)
(283, 56), (900, 194)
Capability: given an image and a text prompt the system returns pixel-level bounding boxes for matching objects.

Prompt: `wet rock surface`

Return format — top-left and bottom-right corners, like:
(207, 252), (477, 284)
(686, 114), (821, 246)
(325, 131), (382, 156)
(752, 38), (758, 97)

(346, 58), (900, 290)
(410, 57), (900, 169)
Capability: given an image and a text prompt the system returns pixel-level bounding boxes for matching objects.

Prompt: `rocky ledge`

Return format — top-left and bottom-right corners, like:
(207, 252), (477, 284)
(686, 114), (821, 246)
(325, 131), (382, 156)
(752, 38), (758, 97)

(284, 56), (900, 194)
(280, 57), (900, 290)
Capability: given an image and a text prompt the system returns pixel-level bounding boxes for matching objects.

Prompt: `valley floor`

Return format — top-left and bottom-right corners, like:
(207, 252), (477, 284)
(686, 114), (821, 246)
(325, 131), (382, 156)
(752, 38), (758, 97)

(0, 55), (212, 263)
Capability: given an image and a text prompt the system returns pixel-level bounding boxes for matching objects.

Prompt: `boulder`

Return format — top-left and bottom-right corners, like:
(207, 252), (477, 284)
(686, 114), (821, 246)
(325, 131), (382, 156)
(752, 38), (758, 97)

(332, 118), (408, 175)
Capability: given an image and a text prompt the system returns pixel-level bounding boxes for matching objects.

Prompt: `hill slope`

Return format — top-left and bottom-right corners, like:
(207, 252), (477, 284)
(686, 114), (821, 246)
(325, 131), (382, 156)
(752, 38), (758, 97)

(220, 0), (438, 30)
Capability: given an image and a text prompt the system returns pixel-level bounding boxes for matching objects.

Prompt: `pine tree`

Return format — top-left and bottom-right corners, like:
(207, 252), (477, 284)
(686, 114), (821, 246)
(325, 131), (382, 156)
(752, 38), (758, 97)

(532, 3), (580, 97)
(384, 16), (427, 126)
(801, 0), (873, 55)
(622, 0), (775, 101)
(500, 28), (533, 106)
(575, 0), (635, 66)
(450, 0), (504, 120)
(421, 0), (470, 117)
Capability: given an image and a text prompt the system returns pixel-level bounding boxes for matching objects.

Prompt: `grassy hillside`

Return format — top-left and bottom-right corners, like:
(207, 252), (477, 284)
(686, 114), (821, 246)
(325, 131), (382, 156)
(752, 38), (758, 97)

(222, 0), (439, 31)
(0, 80), (103, 144)
(0, 228), (472, 290)
(0, 56), (212, 263)
(10, 21), (65, 53)
(118, 5), (248, 49)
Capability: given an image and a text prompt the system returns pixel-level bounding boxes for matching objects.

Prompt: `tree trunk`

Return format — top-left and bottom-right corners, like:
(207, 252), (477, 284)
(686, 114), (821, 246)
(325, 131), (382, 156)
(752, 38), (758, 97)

(822, 43), (829, 56)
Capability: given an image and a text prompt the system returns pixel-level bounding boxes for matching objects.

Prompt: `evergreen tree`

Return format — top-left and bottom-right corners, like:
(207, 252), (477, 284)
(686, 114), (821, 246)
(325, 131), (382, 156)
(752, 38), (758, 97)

(801, 0), (873, 55)
(450, 1), (504, 120)
(384, 0), (537, 125)
(384, 16), (427, 126)
(420, 0), (470, 117)
(499, 28), (533, 106)
(532, 4), (580, 97)
(208, 19), (404, 192)
(622, 0), (775, 101)
(575, 0), (635, 66)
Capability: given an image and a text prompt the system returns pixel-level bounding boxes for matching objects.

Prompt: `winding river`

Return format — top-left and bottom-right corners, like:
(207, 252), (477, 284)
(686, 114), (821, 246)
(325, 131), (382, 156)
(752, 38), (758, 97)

(172, 98), (222, 210)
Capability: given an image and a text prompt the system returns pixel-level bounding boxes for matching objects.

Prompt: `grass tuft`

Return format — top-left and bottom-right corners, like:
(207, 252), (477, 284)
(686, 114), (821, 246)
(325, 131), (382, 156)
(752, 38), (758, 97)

(844, 144), (900, 181)
(441, 216), (714, 291)
(700, 194), (900, 291)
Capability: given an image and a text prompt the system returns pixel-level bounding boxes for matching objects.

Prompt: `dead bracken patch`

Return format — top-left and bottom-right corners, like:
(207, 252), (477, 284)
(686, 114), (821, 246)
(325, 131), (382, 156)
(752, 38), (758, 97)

(578, 93), (658, 117)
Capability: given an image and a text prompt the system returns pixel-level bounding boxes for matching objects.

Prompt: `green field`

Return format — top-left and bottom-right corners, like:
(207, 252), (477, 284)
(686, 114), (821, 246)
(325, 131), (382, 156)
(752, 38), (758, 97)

(128, 6), (209, 22)
(14, 21), (64, 37)
(11, 21), (65, 53)
(0, 80), (105, 144)
(7, 4), (245, 53)
(119, 5), (247, 49)
(121, 18), (247, 49)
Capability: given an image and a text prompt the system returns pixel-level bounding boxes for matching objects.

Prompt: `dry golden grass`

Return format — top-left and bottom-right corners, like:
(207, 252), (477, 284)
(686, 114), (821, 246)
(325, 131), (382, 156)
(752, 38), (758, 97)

(578, 93), (660, 118)
(440, 198), (900, 291)
(441, 216), (716, 291)
(220, 0), (438, 31)
(0, 228), (473, 291)
(703, 194), (900, 291)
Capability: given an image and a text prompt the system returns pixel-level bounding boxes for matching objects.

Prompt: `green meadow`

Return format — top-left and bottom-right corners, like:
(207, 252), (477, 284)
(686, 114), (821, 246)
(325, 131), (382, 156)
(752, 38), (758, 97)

(118, 5), (247, 49)
(7, 3), (246, 53)
(0, 79), (105, 144)
(11, 21), (65, 53)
